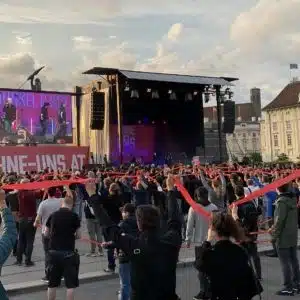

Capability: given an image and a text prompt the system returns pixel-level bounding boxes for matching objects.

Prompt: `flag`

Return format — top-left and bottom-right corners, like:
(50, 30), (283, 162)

(290, 63), (298, 70)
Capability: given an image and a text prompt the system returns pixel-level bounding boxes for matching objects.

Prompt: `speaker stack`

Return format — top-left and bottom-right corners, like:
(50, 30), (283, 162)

(222, 100), (235, 134)
(90, 92), (105, 130)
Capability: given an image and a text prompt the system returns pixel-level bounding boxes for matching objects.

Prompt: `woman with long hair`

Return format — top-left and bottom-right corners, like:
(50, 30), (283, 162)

(194, 208), (262, 300)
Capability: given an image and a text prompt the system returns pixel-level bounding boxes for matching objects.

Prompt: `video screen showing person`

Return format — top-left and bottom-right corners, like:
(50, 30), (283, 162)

(0, 89), (73, 145)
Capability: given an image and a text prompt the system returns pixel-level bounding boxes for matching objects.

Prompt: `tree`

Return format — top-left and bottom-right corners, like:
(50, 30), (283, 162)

(276, 153), (290, 162)
(249, 152), (263, 164)
(241, 156), (250, 165)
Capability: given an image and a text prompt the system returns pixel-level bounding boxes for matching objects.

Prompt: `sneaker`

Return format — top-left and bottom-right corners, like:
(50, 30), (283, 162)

(25, 261), (35, 267)
(275, 289), (294, 296)
(104, 268), (115, 273)
(41, 277), (49, 282)
(13, 261), (22, 266)
(193, 292), (210, 300)
(86, 252), (96, 257)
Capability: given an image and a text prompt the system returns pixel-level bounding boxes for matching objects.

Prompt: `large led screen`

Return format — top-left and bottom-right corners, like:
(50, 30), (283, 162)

(0, 89), (73, 144)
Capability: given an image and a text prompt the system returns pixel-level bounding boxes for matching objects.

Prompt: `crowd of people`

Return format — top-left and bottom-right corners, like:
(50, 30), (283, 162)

(0, 163), (299, 300)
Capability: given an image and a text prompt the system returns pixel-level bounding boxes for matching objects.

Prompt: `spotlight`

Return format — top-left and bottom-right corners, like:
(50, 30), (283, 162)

(185, 93), (193, 101)
(130, 90), (139, 98)
(147, 88), (152, 93)
(152, 121), (155, 124)
(124, 82), (130, 91)
(152, 90), (159, 99)
(163, 120), (167, 124)
(138, 120), (142, 124)
(204, 92), (210, 103)
(193, 91), (198, 96)
(169, 92), (177, 100)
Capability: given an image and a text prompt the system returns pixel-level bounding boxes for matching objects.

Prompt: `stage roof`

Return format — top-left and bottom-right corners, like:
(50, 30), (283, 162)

(83, 67), (238, 86)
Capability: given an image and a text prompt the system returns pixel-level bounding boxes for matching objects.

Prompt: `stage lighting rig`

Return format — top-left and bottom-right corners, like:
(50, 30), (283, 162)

(203, 85), (216, 103)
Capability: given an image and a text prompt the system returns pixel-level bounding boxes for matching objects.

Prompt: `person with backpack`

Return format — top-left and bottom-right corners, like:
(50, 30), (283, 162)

(233, 185), (262, 280)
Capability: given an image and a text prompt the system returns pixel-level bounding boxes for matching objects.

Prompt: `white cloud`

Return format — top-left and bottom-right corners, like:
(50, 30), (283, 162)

(72, 36), (94, 51)
(0, 0), (207, 25)
(167, 23), (183, 42)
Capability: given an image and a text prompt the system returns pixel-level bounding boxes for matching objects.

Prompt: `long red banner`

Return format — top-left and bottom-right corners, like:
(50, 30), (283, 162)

(0, 146), (89, 174)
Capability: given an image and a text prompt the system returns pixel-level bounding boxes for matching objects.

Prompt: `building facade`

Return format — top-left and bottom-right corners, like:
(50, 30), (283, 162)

(226, 119), (260, 161)
(203, 88), (262, 162)
(260, 81), (300, 162)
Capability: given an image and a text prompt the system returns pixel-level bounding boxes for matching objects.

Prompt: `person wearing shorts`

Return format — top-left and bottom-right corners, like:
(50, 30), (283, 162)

(44, 191), (81, 300)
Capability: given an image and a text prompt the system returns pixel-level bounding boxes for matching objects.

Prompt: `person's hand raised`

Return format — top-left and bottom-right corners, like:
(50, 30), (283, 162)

(166, 174), (175, 191)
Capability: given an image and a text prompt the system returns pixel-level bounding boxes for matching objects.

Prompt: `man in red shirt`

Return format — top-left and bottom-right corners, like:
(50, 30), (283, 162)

(15, 179), (41, 267)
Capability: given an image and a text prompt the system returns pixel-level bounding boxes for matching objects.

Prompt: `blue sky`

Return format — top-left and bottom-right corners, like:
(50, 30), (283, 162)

(0, 0), (299, 106)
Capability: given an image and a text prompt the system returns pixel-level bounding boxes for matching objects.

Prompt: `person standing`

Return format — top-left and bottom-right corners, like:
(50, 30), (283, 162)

(0, 189), (17, 300)
(44, 192), (81, 300)
(185, 187), (218, 300)
(86, 174), (182, 300)
(270, 183), (300, 296)
(40, 102), (50, 136)
(117, 203), (138, 300)
(15, 179), (40, 266)
(2, 98), (16, 134)
(34, 187), (63, 281)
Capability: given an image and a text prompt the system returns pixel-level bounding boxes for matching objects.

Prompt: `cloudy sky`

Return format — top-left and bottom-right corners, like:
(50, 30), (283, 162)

(0, 0), (299, 106)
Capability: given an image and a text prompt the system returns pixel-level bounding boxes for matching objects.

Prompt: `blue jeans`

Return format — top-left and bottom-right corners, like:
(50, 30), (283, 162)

(119, 263), (131, 300)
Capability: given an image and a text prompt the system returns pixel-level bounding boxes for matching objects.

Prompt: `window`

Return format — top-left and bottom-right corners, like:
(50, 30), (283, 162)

(275, 149), (280, 156)
(272, 122), (278, 131)
(287, 134), (292, 146)
(274, 134), (279, 147)
(242, 133), (246, 138)
(252, 138), (257, 151)
(286, 120), (292, 131)
(288, 149), (293, 157)
(243, 139), (247, 150)
(252, 132), (256, 137)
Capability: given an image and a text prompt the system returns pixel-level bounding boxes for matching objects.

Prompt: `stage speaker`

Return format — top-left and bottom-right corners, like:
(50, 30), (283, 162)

(90, 92), (105, 130)
(222, 100), (235, 134)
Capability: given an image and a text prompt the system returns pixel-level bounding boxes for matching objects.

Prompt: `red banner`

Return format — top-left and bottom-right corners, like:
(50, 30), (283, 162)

(0, 146), (89, 174)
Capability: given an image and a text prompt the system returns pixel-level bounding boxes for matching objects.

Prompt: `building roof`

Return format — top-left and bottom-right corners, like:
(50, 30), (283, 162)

(263, 81), (300, 111)
(83, 67), (238, 86)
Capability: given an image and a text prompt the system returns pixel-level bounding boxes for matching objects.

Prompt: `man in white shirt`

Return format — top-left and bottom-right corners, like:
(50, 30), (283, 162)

(34, 187), (63, 282)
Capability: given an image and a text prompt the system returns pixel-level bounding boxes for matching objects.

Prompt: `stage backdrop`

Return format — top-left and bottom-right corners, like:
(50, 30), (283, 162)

(0, 89), (73, 143)
(110, 125), (155, 163)
(0, 146), (89, 174)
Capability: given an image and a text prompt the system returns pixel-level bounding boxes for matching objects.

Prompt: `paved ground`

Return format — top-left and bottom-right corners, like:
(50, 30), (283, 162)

(1, 215), (279, 288)
(10, 251), (296, 300)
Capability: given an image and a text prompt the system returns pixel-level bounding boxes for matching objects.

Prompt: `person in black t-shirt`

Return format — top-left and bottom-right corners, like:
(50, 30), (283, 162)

(44, 192), (81, 300)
